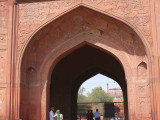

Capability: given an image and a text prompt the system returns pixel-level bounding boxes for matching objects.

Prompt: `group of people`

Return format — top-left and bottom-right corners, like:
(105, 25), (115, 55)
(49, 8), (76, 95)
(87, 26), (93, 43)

(87, 109), (101, 120)
(49, 107), (100, 120)
(49, 107), (63, 120)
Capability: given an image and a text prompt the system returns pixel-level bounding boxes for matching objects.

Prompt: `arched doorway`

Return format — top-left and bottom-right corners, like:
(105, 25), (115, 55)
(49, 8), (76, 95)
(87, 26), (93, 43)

(77, 74), (125, 119)
(50, 45), (128, 120)
(20, 6), (151, 120)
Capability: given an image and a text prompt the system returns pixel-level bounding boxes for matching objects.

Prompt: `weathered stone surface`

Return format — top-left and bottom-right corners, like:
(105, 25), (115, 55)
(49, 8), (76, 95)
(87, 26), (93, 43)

(1, 0), (160, 120)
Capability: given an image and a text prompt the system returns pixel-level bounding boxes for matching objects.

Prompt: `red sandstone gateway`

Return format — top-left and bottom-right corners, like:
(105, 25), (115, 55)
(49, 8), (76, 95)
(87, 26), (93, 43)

(1, 0), (160, 120)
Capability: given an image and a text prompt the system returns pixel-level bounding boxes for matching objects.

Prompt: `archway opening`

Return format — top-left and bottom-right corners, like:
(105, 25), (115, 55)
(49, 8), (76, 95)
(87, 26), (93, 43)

(50, 45), (128, 120)
(77, 74), (124, 120)
(19, 6), (149, 120)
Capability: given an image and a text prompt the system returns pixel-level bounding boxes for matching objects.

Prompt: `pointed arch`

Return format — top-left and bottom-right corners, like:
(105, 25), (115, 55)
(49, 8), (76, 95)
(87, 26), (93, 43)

(18, 6), (152, 120)
(18, 4), (152, 69)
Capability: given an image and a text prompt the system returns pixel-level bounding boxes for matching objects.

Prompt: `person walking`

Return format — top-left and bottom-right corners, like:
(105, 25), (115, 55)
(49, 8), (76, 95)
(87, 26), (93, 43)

(90, 110), (94, 120)
(49, 107), (55, 120)
(54, 109), (63, 120)
(86, 110), (90, 120)
(94, 109), (100, 120)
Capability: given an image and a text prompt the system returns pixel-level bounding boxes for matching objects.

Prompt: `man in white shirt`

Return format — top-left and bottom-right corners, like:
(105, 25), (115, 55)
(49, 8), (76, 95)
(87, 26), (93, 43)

(94, 109), (100, 120)
(49, 107), (55, 120)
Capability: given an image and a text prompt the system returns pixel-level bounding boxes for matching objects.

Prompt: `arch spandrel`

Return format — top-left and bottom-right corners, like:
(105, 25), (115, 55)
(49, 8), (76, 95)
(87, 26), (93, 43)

(20, 6), (148, 85)
(17, 0), (152, 66)
(19, 5), (152, 120)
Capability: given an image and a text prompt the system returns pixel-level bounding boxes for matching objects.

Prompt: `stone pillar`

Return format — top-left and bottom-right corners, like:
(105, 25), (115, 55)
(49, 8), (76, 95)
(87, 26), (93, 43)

(151, 0), (160, 119)
(127, 81), (136, 120)
(0, 0), (15, 119)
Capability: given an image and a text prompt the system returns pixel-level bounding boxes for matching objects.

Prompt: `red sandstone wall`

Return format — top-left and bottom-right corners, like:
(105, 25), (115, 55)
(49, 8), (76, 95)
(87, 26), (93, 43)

(1, 0), (160, 120)
(0, 0), (10, 119)
(17, 0), (152, 59)
(16, 1), (152, 120)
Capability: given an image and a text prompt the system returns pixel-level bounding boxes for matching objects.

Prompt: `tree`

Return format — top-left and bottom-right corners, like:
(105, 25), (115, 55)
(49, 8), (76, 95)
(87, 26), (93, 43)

(79, 87), (85, 95)
(77, 86), (113, 103)
(77, 87), (88, 103)
(77, 87), (91, 115)
(87, 87), (113, 102)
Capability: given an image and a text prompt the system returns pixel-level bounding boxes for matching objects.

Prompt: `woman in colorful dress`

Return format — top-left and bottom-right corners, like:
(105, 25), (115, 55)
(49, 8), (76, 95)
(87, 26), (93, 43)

(54, 109), (63, 120)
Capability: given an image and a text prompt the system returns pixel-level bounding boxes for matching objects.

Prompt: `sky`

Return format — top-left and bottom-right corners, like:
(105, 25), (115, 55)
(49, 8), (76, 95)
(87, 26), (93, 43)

(79, 73), (121, 96)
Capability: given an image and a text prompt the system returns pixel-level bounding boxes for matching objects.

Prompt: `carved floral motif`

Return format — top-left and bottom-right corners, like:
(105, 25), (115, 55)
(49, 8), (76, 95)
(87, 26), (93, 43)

(18, 0), (81, 53)
(84, 0), (152, 43)
(18, 0), (152, 59)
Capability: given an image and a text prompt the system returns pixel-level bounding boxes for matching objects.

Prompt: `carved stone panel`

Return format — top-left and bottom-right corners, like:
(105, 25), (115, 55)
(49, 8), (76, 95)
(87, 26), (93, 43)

(0, 2), (8, 83)
(17, 0), (81, 55)
(0, 2), (8, 34)
(27, 67), (38, 86)
(17, 0), (152, 61)
(0, 52), (6, 83)
(136, 82), (151, 118)
(139, 85), (145, 94)
(139, 97), (146, 114)
(83, 0), (152, 44)
(0, 88), (6, 116)
(137, 62), (147, 82)
(0, 34), (7, 50)
(139, 96), (151, 116)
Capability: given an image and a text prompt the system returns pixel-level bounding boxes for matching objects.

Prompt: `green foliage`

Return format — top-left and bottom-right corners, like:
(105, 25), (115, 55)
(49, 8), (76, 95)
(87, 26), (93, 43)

(77, 87), (88, 103)
(87, 87), (113, 102)
(79, 87), (85, 95)
(78, 87), (113, 103)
